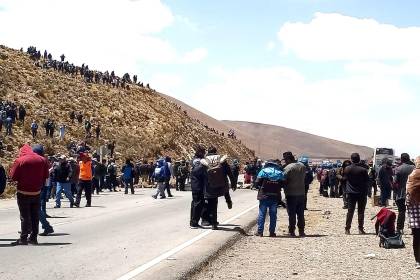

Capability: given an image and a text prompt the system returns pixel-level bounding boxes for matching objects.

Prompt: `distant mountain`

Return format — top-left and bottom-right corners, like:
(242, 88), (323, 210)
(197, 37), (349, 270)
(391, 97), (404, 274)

(160, 94), (373, 160)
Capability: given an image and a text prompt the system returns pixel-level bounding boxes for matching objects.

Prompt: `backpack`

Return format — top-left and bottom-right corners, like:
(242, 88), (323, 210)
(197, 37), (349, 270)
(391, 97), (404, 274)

(122, 165), (133, 179)
(206, 156), (229, 192)
(154, 166), (165, 181)
(31, 123), (38, 130)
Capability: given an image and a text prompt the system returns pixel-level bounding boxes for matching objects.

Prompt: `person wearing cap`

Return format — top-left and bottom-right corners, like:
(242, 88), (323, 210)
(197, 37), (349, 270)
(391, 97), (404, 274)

(343, 153), (370, 235)
(75, 153), (93, 207)
(9, 144), (49, 245)
(283, 152), (307, 237)
(394, 153), (415, 233)
(254, 160), (284, 237)
(53, 155), (75, 208)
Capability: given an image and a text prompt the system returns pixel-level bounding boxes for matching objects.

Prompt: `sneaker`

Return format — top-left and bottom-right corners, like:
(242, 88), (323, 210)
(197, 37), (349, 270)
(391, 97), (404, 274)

(201, 221), (211, 227)
(54, 205), (60, 208)
(212, 225), (218, 230)
(152, 195), (157, 199)
(345, 229), (350, 235)
(168, 195), (174, 197)
(11, 239), (28, 246)
(160, 196), (166, 199)
(299, 231), (306, 237)
(28, 238), (38, 245)
(359, 229), (366, 235)
(39, 228), (54, 236)
(70, 203), (74, 208)
(227, 201), (232, 209)
(416, 262), (420, 269)
(254, 232), (263, 237)
(342, 206), (348, 209)
(74, 203), (80, 208)
(45, 214), (52, 218)
(288, 232), (296, 237)
(269, 232), (277, 238)
(190, 224), (202, 229)
(85, 204), (91, 207)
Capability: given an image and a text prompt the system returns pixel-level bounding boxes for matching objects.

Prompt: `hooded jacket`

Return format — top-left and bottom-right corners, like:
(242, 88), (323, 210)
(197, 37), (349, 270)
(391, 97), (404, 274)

(10, 144), (49, 194)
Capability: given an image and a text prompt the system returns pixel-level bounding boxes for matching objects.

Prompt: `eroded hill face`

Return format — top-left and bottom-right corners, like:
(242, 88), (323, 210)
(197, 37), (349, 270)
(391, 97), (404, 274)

(0, 46), (255, 167)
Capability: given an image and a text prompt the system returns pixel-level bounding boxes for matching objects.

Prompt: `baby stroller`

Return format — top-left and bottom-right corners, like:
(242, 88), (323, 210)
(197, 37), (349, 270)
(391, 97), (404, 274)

(373, 208), (405, 249)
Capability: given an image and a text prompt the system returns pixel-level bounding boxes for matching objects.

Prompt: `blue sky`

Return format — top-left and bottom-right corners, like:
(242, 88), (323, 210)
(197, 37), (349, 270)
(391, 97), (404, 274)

(0, 0), (419, 156)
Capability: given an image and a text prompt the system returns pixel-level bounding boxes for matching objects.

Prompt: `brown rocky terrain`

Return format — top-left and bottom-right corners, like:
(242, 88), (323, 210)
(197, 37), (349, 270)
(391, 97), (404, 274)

(0, 45), (254, 194)
(160, 94), (373, 160)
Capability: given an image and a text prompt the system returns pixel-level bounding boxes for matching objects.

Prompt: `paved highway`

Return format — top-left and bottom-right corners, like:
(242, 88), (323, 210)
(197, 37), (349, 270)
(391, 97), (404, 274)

(0, 188), (258, 280)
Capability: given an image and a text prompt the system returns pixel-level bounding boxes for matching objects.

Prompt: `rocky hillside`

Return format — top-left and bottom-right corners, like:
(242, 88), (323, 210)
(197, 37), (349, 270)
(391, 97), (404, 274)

(0, 46), (255, 168)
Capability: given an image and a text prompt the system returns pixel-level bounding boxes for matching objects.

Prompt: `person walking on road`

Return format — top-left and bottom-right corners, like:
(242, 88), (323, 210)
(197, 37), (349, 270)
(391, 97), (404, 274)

(344, 153), (370, 235)
(54, 155), (75, 208)
(254, 160), (285, 237)
(152, 158), (168, 199)
(75, 153), (93, 207)
(283, 152), (307, 237)
(406, 156), (420, 269)
(394, 153), (415, 233)
(164, 156), (174, 197)
(9, 144), (49, 245)
(122, 158), (135, 194)
(202, 146), (236, 230)
(190, 145), (207, 229)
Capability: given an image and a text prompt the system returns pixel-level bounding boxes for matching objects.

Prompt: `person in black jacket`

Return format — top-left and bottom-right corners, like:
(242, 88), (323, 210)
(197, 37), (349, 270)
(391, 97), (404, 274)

(0, 163), (6, 195)
(190, 145), (208, 229)
(54, 155), (75, 208)
(343, 153), (370, 235)
(202, 146), (236, 230)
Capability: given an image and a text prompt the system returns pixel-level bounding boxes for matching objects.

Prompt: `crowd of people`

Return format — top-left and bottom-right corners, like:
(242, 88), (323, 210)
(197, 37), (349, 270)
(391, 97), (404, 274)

(0, 101), (26, 137)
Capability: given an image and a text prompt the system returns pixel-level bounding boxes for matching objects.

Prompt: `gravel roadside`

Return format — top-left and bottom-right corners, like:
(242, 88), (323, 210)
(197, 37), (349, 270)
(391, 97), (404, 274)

(192, 182), (420, 280)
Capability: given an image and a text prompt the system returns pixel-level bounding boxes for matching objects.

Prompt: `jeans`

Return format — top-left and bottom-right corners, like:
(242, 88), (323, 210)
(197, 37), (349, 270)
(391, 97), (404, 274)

(17, 193), (40, 241)
(165, 178), (172, 196)
(40, 185), (50, 214)
(286, 195), (305, 233)
(154, 182), (166, 198)
(39, 207), (53, 231)
(124, 178), (134, 194)
(55, 182), (74, 207)
(190, 192), (205, 225)
(75, 180), (92, 206)
(257, 198), (278, 234)
(395, 198), (406, 231)
(345, 193), (367, 230)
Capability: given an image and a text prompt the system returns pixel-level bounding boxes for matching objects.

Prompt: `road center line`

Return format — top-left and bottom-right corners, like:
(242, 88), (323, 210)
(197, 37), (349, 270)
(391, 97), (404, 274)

(116, 203), (258, 280)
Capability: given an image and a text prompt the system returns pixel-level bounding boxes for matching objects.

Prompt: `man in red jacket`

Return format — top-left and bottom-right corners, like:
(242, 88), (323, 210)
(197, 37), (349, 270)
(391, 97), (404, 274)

(9, 144), (49, 245)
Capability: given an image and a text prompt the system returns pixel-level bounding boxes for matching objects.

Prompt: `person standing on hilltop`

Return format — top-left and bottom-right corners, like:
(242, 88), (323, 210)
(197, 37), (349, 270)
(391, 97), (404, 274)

(31, 120), (38, 139)
(18, 105), (26, 124)
(283, 152), (307, 237)
(406, 156), (420, 269)
(59, 124), (66, 141)
(394, 153), (415, 233)
(95, 124), (101, 140)
(60, 54), (65, 62)
(344, 153), (370, 235)
(76, 112), (83, 124)
(69, 111), (75, 123)
(9, 144), (49, 245)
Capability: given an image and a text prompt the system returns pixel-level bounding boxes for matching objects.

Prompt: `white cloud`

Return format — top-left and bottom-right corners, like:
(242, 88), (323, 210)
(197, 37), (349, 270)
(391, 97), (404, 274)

(278, 12), (420, 61)
(191, 65), (419, 155)
(180, 48), (208, 64)
(0, 0), (206, 75)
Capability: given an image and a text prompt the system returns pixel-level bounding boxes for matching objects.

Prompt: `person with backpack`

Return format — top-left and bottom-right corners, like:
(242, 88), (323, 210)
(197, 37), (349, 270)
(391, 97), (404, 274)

(121, 158), (135, 194)
(344, 153), (370, 235)
(394, 153), (415, 233)
(202, 146), (236, 230)
(31, 120), (38, 139)
(75, 153), (93, 207)
(106, 160), (118, 192)
(406, 156), (420, 269)
(152, 158), (168, 199)
(53, 155), (74, 208)
(254, 160), (285, 237)
(190, 145), (208, 229)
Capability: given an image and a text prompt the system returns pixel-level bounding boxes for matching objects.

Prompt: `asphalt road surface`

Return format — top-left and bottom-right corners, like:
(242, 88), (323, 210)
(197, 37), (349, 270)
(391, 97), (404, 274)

(0, 188), (257, 280)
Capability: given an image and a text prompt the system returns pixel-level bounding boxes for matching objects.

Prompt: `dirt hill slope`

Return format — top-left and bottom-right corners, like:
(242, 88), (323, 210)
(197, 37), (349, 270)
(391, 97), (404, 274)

(0, 46), (255, 168)
(161, 95), (372, 159)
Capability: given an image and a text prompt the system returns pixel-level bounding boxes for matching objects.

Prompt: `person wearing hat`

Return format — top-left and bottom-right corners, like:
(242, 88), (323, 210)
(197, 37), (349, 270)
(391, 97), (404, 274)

(394, 153), (415, 233)
(9, 144), (49, 245)
(406, 156), (420, 269)
(53, 155), (74, 208)
(282, 151), (307, 237)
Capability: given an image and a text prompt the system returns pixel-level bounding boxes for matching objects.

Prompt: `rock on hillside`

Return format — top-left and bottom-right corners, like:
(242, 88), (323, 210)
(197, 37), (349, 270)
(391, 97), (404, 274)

(0, 46), (255, 168)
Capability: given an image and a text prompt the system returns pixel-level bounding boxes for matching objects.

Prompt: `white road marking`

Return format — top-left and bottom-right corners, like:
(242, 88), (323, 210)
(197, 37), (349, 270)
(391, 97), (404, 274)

(116, 203), (258, 280)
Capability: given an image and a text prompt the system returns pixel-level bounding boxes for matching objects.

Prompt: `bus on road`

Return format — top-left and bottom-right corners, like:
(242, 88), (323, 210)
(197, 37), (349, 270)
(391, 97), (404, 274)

(373, 147), (395, 172)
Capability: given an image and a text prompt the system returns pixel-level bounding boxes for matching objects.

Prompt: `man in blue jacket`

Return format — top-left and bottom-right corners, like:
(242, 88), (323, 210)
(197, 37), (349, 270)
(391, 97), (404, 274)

(254, 160), (285, 237)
